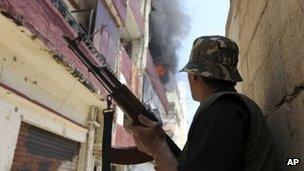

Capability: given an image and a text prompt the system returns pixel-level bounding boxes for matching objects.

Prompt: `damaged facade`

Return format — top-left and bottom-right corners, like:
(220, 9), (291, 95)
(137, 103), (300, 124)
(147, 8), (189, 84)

(226, 0), (304, 170)
(0, 0), (185, 170)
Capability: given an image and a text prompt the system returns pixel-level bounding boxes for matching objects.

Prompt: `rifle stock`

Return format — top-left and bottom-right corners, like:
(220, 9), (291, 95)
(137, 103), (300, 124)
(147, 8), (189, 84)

(63, 35), (181, 161)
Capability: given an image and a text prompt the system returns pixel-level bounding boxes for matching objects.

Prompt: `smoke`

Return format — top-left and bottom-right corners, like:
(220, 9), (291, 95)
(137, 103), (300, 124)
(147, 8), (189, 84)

(149, 0), (190, 83)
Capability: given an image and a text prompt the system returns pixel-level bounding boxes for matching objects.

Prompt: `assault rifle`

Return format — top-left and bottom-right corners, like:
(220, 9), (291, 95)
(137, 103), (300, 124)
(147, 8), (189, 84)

(63, 35), (181, 165)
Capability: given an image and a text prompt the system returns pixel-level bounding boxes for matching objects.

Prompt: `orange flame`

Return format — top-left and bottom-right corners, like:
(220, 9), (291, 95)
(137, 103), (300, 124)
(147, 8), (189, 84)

(156, 64), (166, 77)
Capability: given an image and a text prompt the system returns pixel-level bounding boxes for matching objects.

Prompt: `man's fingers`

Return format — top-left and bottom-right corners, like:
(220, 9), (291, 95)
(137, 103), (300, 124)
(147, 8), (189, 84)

(138, 115), (158, 127)
(125, 124), (144, 136)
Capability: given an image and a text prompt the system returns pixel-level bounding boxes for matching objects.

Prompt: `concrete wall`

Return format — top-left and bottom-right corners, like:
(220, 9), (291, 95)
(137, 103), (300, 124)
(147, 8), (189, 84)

(0, 11), (104, 170)
(0, 103), (21, 171)
(226, 0), (304, 170)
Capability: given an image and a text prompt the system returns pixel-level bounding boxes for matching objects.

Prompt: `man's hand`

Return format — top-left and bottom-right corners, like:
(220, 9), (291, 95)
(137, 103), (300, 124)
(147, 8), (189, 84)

(126, 115), (167, 157)
(126, 115), (178, 171)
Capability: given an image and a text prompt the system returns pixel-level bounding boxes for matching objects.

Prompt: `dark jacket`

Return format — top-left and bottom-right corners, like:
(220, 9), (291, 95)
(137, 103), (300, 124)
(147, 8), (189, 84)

(178, 88), (279, 171)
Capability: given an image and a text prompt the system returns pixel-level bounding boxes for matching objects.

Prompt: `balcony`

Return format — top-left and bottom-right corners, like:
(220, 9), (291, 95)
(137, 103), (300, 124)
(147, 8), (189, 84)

(104, 0), (127, 26)
(129, 0), (144, 32)
(0, 0), (121, 95)
(120, 0), (144, 40)
(120, 46), (140, 97)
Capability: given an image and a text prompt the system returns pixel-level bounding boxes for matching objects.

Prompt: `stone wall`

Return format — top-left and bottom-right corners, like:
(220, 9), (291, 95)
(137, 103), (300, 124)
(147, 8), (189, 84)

(226, 0), (304, 170)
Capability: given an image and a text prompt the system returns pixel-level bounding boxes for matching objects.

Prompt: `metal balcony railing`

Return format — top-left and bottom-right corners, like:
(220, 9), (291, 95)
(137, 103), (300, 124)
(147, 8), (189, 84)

(50, 0), (106, 65)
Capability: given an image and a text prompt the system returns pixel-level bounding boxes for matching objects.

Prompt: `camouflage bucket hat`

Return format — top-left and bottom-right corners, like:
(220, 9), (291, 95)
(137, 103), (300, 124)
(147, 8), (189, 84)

(180, 35), (243, 82)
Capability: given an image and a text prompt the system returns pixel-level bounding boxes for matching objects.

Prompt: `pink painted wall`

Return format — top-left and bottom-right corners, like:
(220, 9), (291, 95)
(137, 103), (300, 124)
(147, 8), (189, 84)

(120, 46), (139, 97)
(0, 0), (140, 149)
(0, 0), (107, 94)
(112, 0), (127, 24)
(94, 0), (120, 70)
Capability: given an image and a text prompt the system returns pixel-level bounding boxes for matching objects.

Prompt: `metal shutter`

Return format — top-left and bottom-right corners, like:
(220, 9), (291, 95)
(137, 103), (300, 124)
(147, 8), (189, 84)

(11, 122), (80, 171)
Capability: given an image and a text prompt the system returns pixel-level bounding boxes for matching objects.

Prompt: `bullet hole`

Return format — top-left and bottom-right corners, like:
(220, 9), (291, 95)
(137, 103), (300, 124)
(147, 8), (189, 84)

(39, 48), (52, 53)
(20, 29), (25, 33)
(14, 106), (19, 112)
(24, 77), (28, 82)
(13, 56), (17, 62)
(3, 58), (6, 61)
(5, 115), (11, 122)
(31, 34), (37, 40)
(52, 54), (61, 63)
(33, 80), (38, 85)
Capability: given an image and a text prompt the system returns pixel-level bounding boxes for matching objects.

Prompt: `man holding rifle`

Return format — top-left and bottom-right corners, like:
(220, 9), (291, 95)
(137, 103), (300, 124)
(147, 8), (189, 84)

(127, 36), (279, 171)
